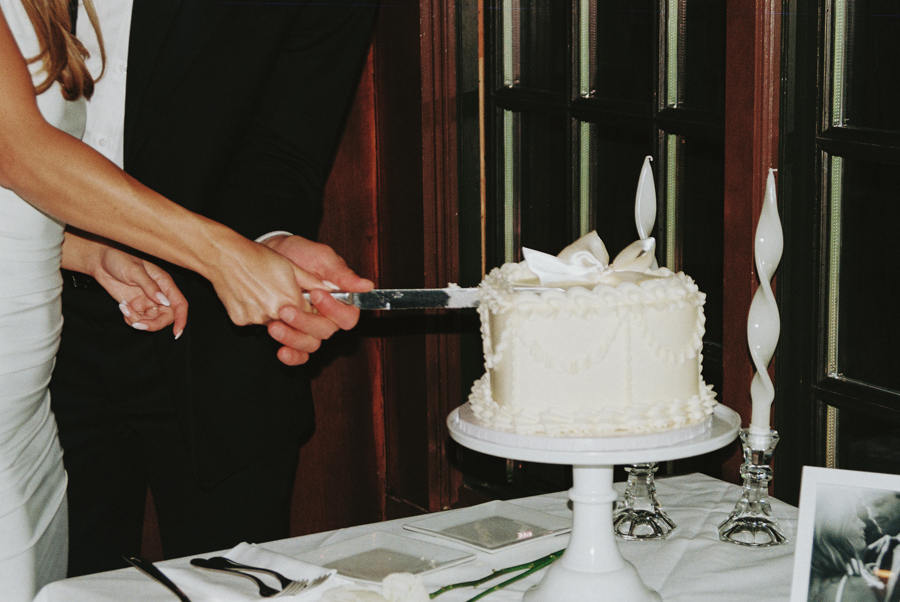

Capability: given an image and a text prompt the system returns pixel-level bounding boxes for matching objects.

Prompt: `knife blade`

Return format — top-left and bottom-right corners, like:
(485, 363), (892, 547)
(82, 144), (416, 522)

(301, 286), (564, 310)
(123, 555), (192, 602)
(304, 288), (481, 310)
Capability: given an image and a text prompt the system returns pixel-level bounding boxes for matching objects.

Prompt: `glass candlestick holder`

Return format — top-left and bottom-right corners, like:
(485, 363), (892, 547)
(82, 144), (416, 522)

(718, 428), (787, 547)
(613, 463), (676, 540)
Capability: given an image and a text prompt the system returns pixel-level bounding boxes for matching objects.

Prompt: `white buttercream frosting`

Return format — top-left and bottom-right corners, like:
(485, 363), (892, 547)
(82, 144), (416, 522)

(467, 232), (717, 437)
(468, 375), (717, 436)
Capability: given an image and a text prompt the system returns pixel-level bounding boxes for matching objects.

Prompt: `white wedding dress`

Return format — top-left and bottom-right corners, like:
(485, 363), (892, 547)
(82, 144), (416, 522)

(0, 0), (87, 598)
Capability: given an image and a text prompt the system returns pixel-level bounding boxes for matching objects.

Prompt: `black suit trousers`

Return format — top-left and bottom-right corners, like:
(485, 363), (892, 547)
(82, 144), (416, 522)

(50, 283), (301, 577)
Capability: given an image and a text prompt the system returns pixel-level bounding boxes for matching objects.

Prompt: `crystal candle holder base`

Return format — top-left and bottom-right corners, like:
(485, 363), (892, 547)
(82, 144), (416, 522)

(718, 428), (787, 547)
(613, 463), (676, 540)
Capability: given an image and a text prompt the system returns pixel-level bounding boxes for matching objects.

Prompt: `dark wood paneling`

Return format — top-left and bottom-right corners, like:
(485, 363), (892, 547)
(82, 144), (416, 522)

(419, 0), (464, 513)
(722, 0), (782, 483)
(372, 0), (464, 518)
(294, 46), (385, 536)
(141, 490), (163, 561)
(372, 0), (430, 517)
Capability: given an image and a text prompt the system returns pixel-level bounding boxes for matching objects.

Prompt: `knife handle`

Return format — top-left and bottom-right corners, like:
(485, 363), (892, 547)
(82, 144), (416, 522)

(302, 292), (351, 305)
(123, 555), (192, 602)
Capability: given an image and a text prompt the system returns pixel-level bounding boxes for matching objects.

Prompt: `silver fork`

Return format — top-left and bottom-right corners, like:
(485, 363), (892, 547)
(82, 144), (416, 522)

(190, 557), (330, 598)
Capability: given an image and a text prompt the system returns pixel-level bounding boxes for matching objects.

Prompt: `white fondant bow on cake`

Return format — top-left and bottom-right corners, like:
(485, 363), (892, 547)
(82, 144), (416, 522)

(522, 231), (658, 286)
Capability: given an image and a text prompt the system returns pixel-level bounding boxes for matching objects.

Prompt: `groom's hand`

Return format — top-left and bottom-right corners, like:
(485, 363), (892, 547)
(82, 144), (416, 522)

(261, 234), (374, 366)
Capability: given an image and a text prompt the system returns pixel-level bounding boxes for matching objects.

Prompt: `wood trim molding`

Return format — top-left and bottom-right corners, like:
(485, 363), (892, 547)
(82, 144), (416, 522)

(418, 0), (464, 512)
(372, 0), (463, 517)
(722, 0), (782, 482)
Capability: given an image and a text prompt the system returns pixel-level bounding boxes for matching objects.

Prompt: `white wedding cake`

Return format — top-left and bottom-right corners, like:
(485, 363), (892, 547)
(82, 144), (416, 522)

(467, 231), (717, 437)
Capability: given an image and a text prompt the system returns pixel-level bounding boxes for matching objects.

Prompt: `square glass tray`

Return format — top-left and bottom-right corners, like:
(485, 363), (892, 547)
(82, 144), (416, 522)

(296, 531), (475, 583)
(403, 500), (571, 553)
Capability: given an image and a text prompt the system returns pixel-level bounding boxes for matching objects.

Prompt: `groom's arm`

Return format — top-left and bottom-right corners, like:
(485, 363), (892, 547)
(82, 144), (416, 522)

(208, 2), (378, 242)
(208, 3), (378, 363)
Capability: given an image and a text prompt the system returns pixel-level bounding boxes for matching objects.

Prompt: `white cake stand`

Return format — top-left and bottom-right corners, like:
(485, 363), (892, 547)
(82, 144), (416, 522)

(447, 404), (741, 602)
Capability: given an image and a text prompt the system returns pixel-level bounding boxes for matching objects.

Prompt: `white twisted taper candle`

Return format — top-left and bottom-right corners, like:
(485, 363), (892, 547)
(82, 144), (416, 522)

(634, 156), (658, 269)
(748, 169), (783, 434)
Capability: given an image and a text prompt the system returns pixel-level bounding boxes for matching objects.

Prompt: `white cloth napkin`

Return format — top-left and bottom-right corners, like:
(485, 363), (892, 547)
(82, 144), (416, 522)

(159, 542), (350, 601)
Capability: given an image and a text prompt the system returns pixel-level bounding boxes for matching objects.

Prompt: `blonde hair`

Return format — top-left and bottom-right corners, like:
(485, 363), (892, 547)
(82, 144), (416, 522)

(21, 0), (105, 100)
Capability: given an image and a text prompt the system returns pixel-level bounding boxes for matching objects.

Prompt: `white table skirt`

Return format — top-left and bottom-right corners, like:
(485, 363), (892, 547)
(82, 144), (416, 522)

(34, 473), (798, 602)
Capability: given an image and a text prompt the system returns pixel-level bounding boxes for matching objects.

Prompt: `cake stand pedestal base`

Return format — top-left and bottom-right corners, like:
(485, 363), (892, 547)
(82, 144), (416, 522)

(522, 466), (661, 602)
(448, 404), (740, 602)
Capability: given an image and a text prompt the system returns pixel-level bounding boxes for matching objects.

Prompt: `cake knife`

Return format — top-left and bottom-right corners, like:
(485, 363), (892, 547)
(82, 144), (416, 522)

(302, 286), (561, 310)
(304, 288), (481, 310)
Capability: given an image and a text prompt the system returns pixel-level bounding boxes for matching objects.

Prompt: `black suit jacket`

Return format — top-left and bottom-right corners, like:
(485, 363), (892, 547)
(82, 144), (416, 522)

(66, 0), (376, 488)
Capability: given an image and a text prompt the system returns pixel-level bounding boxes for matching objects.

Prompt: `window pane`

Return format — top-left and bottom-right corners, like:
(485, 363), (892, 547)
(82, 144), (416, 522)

(589, 125), (654, 255)
(844, 0), (900, 131)
(678, 135), (724, 345)
(593, 0), (656, 103)
(838, 404), (900, 475)
(517, 112), (572, 254)
(514, 0), (569, 92)
(680, 0), (726, 113)
(837, 157), (900, 391)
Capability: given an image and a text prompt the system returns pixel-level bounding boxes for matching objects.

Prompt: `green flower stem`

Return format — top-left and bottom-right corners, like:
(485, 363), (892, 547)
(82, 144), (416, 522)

(429, 549), (564, 600)
(429, 562), (536, 596)
(462, 558), (554, 602)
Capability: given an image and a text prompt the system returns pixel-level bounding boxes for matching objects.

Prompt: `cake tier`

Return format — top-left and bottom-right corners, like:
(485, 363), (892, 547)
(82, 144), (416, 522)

(468, 376), (717, 436)
(470, 262), (717, 436)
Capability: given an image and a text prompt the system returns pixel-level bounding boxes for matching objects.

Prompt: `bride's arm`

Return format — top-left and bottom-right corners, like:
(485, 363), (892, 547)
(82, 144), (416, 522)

(0, 10), (325, 327)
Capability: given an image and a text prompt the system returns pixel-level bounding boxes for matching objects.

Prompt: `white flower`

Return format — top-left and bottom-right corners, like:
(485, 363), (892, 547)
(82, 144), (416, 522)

(382, 573), (429, 602)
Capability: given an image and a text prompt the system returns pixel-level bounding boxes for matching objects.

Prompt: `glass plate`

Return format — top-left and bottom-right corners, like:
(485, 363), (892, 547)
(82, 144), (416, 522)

(295, 531), (475, 583)
(403, 500), (572, 553)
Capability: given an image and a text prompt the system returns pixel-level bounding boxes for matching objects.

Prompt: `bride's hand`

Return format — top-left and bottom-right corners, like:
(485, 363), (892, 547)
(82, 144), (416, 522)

(203, 236), (327, 328)
(193, 233), (373, 364)
(92, 247), (189, 336)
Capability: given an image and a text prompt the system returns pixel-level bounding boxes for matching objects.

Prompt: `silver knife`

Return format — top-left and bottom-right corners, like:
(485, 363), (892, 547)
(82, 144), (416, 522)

(304, 287), (481, 310)
(123, 555), (192, 602)
(303, 286), (562, 310)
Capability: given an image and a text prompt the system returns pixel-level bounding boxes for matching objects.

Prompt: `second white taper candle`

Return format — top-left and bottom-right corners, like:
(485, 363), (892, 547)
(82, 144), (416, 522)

(747, 169), (783, 433)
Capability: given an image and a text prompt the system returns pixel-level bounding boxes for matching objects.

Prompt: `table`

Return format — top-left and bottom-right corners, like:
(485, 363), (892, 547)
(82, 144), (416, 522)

(34, 474), (798, 602)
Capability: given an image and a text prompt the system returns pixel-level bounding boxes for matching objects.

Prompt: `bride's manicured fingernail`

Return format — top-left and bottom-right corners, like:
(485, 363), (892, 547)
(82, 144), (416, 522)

(118, 301), (132, 318)
(131, 322), (149, 331)
(323, 280), (340, 291)
(174, 329), (183, 340)
(156, 292), (171, 307)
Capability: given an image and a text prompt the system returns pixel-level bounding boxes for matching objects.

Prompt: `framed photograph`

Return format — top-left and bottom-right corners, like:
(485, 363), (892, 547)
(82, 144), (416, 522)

(791, 466), (900, 602)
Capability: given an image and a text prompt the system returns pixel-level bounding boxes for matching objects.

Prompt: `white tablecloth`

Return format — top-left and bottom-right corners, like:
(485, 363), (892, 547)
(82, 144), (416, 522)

(34, 473), (798, 601)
